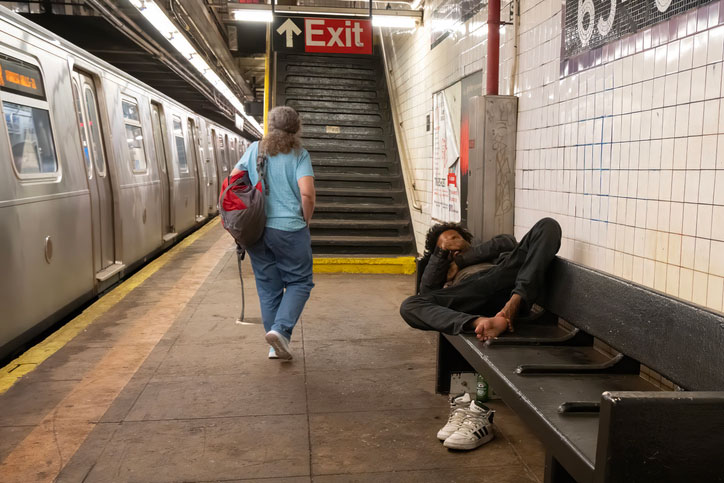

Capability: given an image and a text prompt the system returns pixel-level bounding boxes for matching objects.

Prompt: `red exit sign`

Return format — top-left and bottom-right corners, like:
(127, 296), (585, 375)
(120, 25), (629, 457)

(274, 16), (372, 55)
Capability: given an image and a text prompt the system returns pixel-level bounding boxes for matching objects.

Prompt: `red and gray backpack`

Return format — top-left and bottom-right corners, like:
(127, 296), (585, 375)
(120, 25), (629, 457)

(218, 149), (269, 250)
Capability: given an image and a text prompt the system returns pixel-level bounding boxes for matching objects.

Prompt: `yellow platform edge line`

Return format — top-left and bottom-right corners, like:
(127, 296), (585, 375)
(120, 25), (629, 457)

(313, 257), (417, 275)
(0, 217), (220, 395)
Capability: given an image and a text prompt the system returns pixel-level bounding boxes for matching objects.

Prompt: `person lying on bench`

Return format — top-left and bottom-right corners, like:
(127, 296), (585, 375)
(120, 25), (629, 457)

(399, 218), (561, 451)
(400, 217), (561, 341)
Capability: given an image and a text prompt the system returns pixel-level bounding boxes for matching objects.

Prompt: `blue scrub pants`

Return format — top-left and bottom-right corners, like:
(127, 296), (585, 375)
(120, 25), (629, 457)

(247, 226), (314, 341)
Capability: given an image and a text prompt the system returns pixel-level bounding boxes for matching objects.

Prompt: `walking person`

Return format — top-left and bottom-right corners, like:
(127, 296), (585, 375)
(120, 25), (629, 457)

(230, 106), (315, 361)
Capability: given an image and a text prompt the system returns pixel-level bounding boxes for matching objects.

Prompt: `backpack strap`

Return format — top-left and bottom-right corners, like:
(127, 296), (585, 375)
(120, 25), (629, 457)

(256, 148), (269, 196)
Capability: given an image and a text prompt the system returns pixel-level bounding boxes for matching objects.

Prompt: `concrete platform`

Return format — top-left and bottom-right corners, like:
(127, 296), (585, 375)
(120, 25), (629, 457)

(0, 220), (545, 482)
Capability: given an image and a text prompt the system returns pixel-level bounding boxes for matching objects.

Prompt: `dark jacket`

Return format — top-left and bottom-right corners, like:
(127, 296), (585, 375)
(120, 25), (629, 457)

(419, 234), (517, 294)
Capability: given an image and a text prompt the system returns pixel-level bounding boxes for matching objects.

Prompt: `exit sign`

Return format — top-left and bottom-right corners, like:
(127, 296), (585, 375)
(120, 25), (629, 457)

(273, 16), (372, 55)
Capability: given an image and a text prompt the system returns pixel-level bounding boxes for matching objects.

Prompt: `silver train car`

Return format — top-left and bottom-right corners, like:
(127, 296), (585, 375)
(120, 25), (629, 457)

(0, 7), (251, 360)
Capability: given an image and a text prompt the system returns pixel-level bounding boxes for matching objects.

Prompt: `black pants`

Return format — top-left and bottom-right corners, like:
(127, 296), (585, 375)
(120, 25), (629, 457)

(400, 218), (562, 335)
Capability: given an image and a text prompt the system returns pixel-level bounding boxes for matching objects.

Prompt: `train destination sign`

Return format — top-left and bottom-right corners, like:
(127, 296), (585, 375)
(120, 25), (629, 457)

(273, 16), (372, 54)
(0, 57), (45, 99)
(564, 0), (717, 58)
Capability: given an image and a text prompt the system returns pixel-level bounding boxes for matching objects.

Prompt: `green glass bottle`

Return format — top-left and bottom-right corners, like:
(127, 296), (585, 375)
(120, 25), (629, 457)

(475, 373), (489, 409)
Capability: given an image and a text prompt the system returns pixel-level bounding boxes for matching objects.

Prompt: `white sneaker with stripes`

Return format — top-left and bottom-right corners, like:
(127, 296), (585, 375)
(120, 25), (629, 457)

(443, 401), (495, 450)
(437, 392), (473, 441)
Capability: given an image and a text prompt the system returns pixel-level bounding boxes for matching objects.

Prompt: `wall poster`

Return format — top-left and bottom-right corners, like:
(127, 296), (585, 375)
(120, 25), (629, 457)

(431, 83), (461, 223)
(431, 72), (483, 225)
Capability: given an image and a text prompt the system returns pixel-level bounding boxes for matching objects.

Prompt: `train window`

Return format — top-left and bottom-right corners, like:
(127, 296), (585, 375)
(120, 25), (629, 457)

(1, 55), (58, 175)
(83, 85), (107, 177)
(3, 102), (58, 174)
(172, 116), (188, 172)
(122, 97), (147, 172)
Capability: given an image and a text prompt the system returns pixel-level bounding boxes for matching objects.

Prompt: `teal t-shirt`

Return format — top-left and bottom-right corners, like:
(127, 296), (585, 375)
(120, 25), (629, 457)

(234, 141), (314, 232)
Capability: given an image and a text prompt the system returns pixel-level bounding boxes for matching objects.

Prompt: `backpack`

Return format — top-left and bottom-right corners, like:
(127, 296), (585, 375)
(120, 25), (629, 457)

(218, 149), (269, 250)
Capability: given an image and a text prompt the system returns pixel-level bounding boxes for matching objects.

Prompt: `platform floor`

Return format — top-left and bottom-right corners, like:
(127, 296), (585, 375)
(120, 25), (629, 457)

(0, 220), (545, 482)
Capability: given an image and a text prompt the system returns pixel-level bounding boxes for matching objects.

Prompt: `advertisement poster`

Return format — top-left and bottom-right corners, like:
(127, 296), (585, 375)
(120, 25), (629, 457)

(431, 85), (461, 223)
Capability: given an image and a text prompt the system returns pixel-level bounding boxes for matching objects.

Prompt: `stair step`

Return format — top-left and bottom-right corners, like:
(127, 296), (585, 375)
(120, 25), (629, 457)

(285, 89), (379, 101)
(315, 188), (405, 204)
(305, 139), (386, 154)
(315, 202), (408, 213)
(284, 55), (377, 69)
(310, 219), (409, 229)
(312, 235), (414, 246)
(285, 75), (377, 89)
(299, 111), (382, 127)
(289, 99), (381, 114)
(312, 153), (388, 164)
(314, 172), (398, 182)
(303, 125), (384, 141)
(285, 65), (377, 80)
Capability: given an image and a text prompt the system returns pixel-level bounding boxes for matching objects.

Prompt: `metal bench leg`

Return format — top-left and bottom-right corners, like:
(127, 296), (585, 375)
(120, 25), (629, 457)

(436, 334), (474, 394)
(545, 452), (577, 483)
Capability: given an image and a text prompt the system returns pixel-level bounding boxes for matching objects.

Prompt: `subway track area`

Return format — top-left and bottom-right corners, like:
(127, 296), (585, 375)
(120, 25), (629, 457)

(0, 219), (544, 482)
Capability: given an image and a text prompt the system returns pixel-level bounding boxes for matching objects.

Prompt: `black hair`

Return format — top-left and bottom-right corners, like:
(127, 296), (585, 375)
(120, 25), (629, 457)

(422, 222), (473, 259)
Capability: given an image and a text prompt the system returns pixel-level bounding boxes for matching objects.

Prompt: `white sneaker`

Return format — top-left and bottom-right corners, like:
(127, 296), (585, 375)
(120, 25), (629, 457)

(443, 401), (495, 450)
(265, 330), (292, 360)
(437, 392), (473, 440)
(268, 346), (279, 359)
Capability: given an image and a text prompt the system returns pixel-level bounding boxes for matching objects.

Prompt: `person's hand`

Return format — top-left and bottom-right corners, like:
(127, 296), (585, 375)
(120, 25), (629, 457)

(446, 261), (459, 282)
(441, 237), (469, 253)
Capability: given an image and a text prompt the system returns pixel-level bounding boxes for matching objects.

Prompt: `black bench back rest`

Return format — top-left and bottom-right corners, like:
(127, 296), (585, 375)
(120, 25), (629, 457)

(542, 258), (724, 391)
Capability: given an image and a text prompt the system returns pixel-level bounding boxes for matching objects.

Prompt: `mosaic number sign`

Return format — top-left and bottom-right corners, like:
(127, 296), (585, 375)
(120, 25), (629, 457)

(564, 0), (717, 58)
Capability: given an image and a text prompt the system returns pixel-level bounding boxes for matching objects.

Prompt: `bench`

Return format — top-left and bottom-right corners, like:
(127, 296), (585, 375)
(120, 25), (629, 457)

(421, 257), (724, 482)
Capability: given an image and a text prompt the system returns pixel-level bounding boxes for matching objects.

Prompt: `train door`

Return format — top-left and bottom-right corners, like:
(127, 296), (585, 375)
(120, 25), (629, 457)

(72, 70), (115, 272)
(150, 102), (175, 239)
(211, 128), (222, 186)
(203, 127), (217, 214)
(187, 118), (204, 221)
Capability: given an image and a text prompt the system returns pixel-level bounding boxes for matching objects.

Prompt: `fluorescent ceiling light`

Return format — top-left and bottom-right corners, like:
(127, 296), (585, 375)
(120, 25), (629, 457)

(130, 0), (262, 134)
(233, 9), (273, 23)
(372, 15), (418, 28)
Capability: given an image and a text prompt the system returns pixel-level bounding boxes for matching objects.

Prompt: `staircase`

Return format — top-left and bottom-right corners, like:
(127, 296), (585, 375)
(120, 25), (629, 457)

(275, 51), (415, 255)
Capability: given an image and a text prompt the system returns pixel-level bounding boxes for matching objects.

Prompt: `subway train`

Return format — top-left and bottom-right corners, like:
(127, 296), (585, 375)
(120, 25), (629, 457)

(0, 7), (252, 361)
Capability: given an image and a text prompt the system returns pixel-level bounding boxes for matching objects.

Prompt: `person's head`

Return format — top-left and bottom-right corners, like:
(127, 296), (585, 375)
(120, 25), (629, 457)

(422, 222), (473, 259)
(260, 106), (302, 156)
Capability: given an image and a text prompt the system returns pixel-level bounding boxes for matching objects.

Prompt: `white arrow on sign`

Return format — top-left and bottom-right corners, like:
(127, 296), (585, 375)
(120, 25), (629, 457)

(277, 18), (302, 48)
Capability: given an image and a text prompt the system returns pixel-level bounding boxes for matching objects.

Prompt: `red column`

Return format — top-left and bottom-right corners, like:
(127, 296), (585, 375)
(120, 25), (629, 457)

(486, 0), (500, 96)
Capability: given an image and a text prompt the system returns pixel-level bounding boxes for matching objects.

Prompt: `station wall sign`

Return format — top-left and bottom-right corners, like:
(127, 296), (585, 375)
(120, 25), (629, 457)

(273, 16), (372, 54)
(564, 0), (717, 59)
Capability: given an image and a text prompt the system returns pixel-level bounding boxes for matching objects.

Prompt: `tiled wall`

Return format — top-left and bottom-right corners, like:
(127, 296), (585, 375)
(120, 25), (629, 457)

(382, 0), (724, 312)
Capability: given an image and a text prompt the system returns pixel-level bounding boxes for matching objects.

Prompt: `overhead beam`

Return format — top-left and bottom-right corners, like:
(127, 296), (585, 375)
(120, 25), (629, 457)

(227, 3), (423, 18)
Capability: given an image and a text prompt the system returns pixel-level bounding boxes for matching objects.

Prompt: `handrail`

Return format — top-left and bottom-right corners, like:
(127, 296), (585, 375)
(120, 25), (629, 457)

(379, 31), (423, 212)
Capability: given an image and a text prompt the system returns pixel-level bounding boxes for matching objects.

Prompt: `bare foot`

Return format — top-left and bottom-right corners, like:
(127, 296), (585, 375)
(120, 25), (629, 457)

(472, 315), (510, 341)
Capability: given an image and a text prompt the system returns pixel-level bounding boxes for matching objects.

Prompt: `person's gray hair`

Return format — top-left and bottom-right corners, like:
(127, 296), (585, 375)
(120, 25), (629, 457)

(261, 106), (302, 155)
